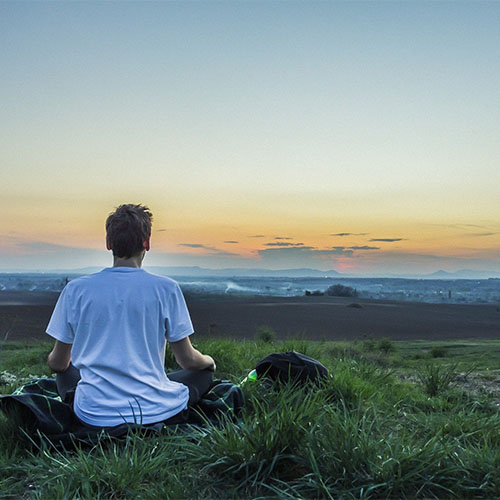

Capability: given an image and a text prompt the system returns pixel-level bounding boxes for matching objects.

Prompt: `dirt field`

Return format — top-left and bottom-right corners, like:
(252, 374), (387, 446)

(1, 291), (499, 343)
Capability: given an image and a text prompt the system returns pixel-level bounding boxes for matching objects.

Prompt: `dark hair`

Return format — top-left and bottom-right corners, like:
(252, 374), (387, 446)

(105, 204), (153, 258)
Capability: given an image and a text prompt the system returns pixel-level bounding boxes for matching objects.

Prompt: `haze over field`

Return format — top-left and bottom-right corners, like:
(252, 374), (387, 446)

(1, 2), (499, 275)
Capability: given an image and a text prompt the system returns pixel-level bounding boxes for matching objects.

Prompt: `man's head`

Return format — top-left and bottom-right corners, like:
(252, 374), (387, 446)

(105, 204), (153, 259)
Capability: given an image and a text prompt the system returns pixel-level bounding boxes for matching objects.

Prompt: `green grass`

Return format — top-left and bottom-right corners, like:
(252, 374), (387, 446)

(1, 338), (500, 498)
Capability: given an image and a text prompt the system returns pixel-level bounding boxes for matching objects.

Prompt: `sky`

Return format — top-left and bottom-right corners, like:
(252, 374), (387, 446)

(1, 1), (499, 275)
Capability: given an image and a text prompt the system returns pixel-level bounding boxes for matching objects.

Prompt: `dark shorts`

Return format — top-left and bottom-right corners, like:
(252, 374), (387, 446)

(56, 364), (214, 428)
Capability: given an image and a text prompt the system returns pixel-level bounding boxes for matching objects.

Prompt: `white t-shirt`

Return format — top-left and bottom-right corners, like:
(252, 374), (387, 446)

(46, 267), (193, 427)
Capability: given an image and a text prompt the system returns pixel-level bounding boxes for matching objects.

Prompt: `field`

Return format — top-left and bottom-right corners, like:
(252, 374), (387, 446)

(2, 292), (500, 343)
(1, 337), (500, 499)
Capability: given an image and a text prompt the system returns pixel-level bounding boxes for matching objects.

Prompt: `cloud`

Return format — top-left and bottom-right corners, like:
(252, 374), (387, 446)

(330, 232), (368, 237)
(224, 240), (239, 244)
(209, 250), (240, 257)
(146, 249), (248, 269)
(347, 246), (380, 250)
(249, 234), (265, 238)
(427, 223), (490, 230)
(156, 229), (167, 232)
(468, 232), (498, 237)
(0, 237), (109, 270)
(450, 224), (487, 229)
(14, 240), (106, 257)
(19, 241), (77, 253)
(179, 243), (212, 249)
(257, 245), (353, 268)
(178, 243), (239, 257)
(369, 238), (406, 242)
(426, 224), (500, 236)
(263, 242), (304, 247)
(274, 236), (292, 240)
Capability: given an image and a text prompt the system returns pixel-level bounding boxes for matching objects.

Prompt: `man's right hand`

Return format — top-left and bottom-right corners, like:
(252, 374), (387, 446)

(204, 355), (216, 372)
(169, 337), (216, 372)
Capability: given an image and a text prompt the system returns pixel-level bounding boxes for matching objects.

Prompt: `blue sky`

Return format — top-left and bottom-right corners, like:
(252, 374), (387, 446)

(1, 1), (499, 274)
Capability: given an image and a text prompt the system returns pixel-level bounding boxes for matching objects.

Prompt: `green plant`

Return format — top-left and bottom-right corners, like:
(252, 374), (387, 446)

(377, 337), (395, 354)
(362, 337), (377, 352)
(255, 325), (276, 343)
(416, 362), (458, 397)
(430, 346), (447, 358)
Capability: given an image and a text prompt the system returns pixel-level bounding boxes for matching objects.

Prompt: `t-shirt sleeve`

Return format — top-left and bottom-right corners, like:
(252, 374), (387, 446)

(165, 283), (194, 342)
(46, 285), (75, 344)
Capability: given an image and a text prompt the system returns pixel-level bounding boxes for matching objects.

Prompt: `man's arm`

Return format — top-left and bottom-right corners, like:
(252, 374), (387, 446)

(47, 340), (72, 373)
(169, 337), (216, 371)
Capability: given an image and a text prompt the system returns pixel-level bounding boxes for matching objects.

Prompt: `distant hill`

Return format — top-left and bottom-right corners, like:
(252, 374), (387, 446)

(145, 267), (342, 278)
(425, 269), (500, 279)
(10, 266), (342, 278)
(1, 266), (498, 280)
(366, 269), (500, 280)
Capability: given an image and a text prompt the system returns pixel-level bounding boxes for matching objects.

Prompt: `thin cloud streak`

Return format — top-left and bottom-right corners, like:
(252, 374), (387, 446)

(370, 238), (406, 242)
(348, 246), (380, 250)
(259, 246), (353, 258)
(468, 232), (498, 237)
(449, 224), (488, 229)
(179, 243), (212, 249)
(264, 242), (304, 247)
(178, 243), (239, 257)
(330, 232), (368, 237)
(426, 223), (490, 230)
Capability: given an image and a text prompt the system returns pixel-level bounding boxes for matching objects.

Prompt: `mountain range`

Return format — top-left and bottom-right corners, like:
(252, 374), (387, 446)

(2, 266), (498, 280)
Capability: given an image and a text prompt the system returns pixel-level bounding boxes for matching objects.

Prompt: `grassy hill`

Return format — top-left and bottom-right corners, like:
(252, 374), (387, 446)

(1, 337), (500, 499)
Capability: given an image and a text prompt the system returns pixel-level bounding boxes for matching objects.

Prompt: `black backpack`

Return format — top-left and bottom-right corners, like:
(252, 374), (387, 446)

(255, 351), (328, 385)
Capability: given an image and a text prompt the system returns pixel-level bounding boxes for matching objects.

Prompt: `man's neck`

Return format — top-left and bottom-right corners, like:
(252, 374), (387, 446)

(112, 253), (144, 268)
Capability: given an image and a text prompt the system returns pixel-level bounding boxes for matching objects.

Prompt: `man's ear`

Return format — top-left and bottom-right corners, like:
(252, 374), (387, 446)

(106, 236), (111, 251)
(144, 238), (150, 252)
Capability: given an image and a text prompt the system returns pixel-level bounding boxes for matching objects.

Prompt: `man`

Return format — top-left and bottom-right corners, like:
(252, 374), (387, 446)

(46, 204), (215, 428)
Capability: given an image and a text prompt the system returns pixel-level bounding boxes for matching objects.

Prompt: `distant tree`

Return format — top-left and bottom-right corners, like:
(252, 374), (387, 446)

(326, 284), (358, 298)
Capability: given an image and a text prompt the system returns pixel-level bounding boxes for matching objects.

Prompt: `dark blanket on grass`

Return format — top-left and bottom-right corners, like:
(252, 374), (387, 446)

(0, 378), (243, 448)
